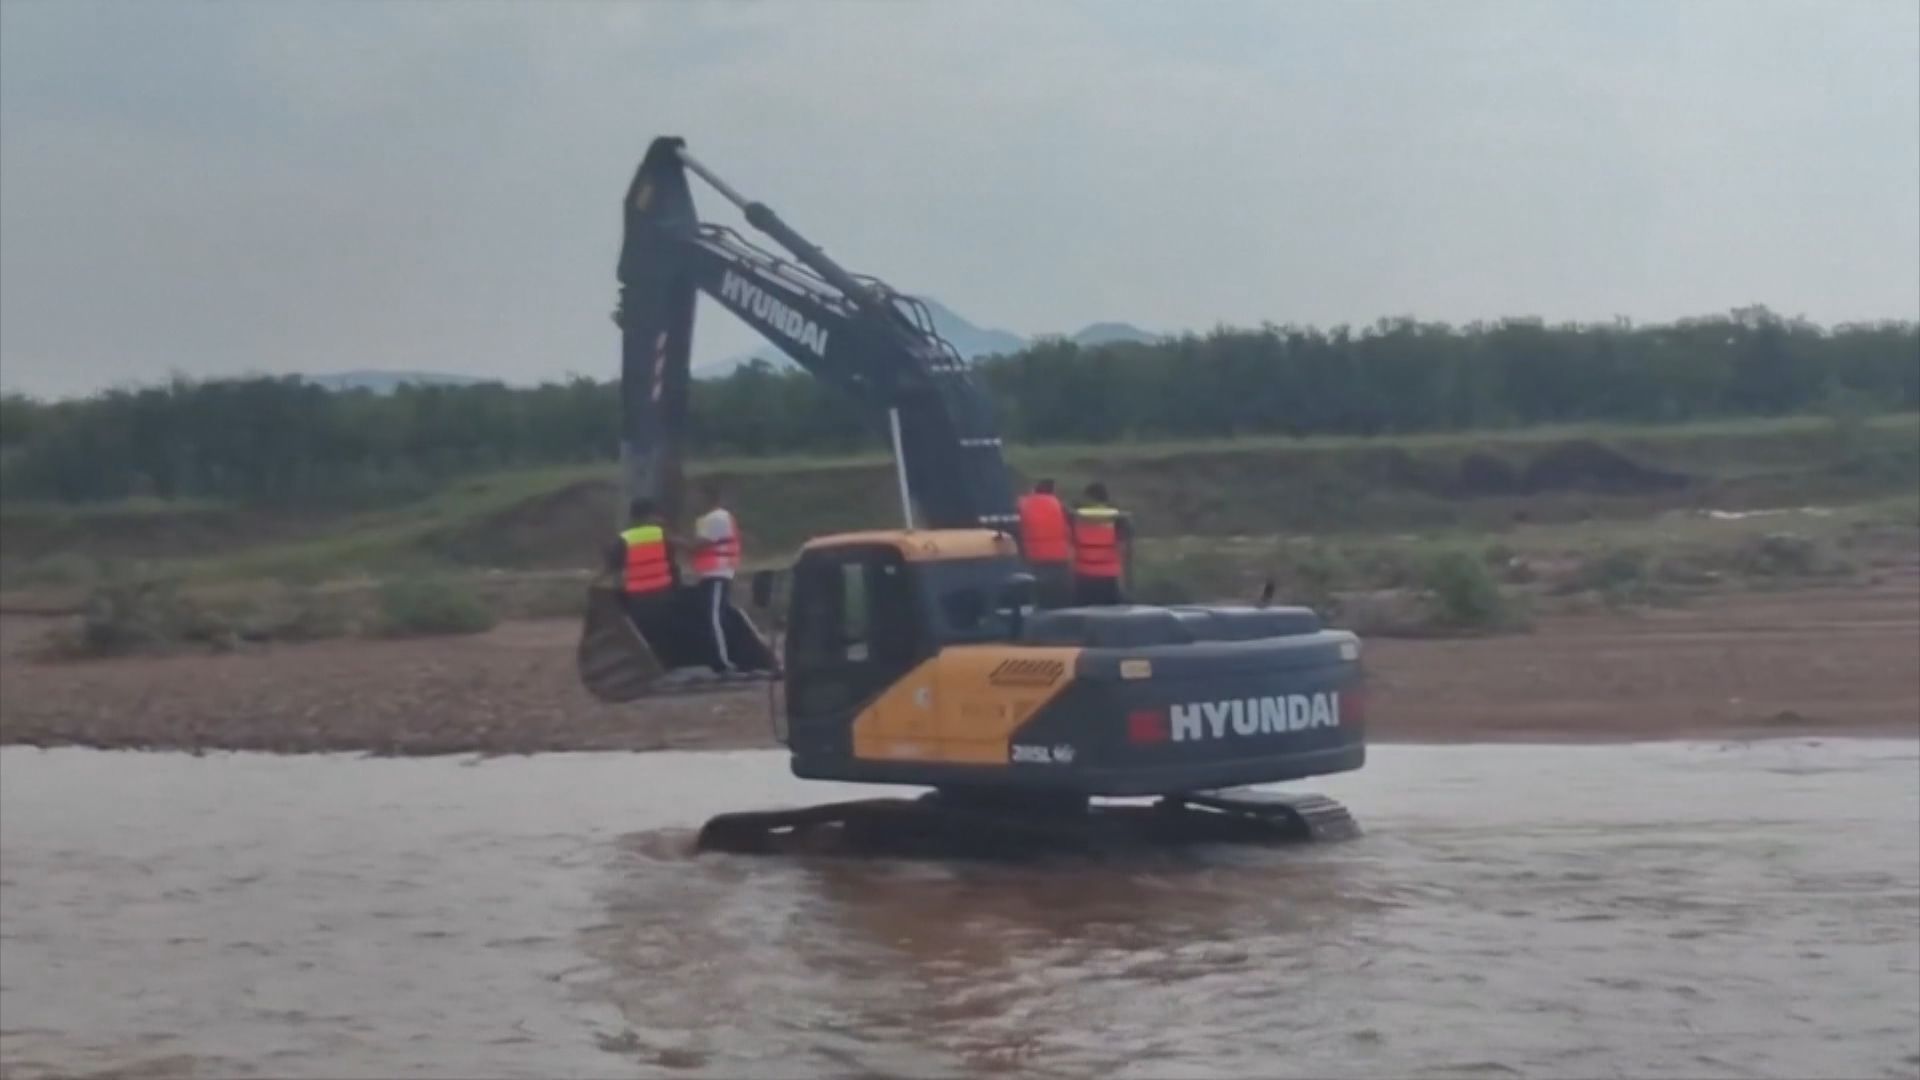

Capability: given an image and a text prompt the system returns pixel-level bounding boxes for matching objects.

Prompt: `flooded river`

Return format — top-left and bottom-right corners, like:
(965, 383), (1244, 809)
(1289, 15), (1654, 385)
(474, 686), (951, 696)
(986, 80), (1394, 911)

(2, 740), (1916, 1079)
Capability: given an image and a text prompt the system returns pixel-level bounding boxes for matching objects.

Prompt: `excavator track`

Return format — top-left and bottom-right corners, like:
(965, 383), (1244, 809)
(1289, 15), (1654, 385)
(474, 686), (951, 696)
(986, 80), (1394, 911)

(1163, 789), (1362, 844)
(693, 787), (1360, 857)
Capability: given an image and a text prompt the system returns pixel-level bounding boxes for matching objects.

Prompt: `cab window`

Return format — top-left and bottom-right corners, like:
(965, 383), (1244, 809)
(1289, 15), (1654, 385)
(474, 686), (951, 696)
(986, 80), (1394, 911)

(919, 558), (1022, 645)
(939, 587), (988, 635)
(785, 546), (926, 720)
(839, 562), (869, 661)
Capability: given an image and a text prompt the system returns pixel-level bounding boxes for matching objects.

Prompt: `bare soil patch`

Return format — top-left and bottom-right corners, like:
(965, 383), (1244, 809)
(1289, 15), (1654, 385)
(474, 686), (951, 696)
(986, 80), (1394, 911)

(0, 616), (762, 755)
(1363, 567), (1920, 742)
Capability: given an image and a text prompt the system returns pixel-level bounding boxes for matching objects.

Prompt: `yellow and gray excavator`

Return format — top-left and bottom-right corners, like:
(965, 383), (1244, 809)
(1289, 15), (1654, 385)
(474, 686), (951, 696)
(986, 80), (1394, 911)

(579, 137), (1366, 856)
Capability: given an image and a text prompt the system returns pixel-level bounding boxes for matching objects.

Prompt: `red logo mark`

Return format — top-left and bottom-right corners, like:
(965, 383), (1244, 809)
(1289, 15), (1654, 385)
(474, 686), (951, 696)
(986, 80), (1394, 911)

(1341, 686), (1367, 726)
(1127, 709), (1168, 744)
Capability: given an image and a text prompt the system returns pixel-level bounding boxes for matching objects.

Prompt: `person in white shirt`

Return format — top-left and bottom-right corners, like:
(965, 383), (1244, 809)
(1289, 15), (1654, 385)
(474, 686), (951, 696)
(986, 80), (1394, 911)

(689, 480), (741, 673)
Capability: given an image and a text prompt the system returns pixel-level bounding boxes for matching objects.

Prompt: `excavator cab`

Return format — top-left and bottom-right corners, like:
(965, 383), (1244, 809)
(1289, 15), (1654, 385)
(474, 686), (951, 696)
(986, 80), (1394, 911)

(778, 531), (1030, 739)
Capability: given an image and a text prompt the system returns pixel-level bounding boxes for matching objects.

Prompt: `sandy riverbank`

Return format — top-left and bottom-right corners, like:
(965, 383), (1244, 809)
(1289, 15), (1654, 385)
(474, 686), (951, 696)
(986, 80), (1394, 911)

(2, 571), (1915, 756)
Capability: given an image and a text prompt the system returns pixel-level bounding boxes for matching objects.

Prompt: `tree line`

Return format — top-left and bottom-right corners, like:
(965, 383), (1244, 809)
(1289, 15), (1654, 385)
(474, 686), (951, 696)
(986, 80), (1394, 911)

(1, 306), (1914, 505)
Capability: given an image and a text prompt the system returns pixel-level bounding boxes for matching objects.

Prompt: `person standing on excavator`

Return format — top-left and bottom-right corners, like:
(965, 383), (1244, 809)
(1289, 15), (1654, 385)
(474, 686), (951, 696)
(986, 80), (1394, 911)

(1017, 478), (1074, 608)
(1070, 481), (1130, 606)
(607, 498), (681, 640)
(689, 479), (742, 673)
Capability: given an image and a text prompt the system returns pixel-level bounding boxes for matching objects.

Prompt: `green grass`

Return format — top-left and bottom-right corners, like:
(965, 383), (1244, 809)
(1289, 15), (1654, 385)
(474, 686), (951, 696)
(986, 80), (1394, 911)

(197, 465), (612, 583)
(0, 494), (237, 519)
(1122, 492), (1917, 633)
(669, 410), (1920, 471)
(1133, 493), (1916, 568)
(1025, 410), (1915, 461)
(3, 412), (1914, 591)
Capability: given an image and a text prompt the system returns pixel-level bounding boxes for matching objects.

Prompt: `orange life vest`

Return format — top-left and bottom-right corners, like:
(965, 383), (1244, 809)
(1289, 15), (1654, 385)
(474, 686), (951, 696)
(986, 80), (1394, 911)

(619, 525), (673, 595)
(1071, 505), (1123, 578)
(691, 508), (741, 577)
(1017, 493), (1071, 564)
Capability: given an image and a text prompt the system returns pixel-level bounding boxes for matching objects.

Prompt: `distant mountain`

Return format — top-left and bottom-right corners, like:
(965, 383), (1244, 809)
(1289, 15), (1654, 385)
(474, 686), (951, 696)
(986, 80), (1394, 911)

(1069, 321), (1160, 347)
(692, 300), (1173, 378)
(696, 296), (1029, 377)
(301, 316), (1165, 392)
(923, 298), (1028, 359)
(302, 370), (491, 393)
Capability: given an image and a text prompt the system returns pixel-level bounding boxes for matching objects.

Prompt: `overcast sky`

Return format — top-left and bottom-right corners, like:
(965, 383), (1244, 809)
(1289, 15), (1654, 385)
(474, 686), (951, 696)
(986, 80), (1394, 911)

(2, 0), (1916, 398)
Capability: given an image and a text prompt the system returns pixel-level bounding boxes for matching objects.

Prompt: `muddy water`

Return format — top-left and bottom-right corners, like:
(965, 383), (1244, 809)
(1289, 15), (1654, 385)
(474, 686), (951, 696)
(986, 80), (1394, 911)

(2, 741), (1915, 1080)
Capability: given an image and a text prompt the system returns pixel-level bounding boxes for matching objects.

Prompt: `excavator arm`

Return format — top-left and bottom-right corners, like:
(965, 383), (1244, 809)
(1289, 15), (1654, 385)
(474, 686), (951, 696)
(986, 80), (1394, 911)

(613, 136), (1017, 530)
(580, 137), (1020, 704)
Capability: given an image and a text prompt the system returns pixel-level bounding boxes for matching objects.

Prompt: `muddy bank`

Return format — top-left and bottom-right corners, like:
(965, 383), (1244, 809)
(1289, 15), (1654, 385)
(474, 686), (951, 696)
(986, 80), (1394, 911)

(2, 573), (1915, 755)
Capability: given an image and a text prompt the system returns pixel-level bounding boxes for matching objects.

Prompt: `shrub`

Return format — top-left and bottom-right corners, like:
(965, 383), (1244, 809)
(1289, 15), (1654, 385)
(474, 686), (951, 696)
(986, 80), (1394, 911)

(1733, 532), (1824, 578)
(1345, 543), (1423, 589)
(58, 568), (246, 656)
(1576, 546), (1655, 605)
(1418, 547), (1512, 630)
(71, 573), (197, 655)
(1652, 551), (1724, 588)
(1274, 543), (1351, 613)
(1483, 541), (1537, 584)
(376, 577), (497, 637)
(255, 585), (355, 641)
(1128, 547), (1249, 605)
(1129, 575), (1193, 606)
(1822, 384), (1877, 460)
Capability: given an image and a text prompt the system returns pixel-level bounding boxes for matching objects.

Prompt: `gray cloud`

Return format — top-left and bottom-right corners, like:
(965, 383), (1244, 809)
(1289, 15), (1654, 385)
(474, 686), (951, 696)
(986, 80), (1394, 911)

(3, 0), (1915, 398)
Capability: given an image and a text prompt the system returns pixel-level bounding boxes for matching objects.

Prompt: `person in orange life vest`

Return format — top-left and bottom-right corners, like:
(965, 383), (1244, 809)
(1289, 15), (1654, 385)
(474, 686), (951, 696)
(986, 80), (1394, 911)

(1070, 481), (1130, 606)
(605, 497), (681, 639)
(1017, 477), (1074, 609)
(689, 479), (742, 673)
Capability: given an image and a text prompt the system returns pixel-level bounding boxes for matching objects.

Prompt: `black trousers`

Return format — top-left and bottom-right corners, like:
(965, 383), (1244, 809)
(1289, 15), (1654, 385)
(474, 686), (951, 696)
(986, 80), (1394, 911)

(622, 592), (674, 649)
(1073, 575), (1123, 606)
(1030, 561), (1074, 609)
(699, 576), (736, 672)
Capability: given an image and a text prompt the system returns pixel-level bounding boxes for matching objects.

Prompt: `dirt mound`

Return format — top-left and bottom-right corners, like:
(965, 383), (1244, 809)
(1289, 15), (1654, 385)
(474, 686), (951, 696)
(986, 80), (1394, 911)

(1454, 453), (1521, 495)
(426, 480), (620, 569)
(420, 463), (903, 573)
(1520, 440), (1690, 494)
(1351, 447), (1457, 490)
(1446, 440), (1691, 498)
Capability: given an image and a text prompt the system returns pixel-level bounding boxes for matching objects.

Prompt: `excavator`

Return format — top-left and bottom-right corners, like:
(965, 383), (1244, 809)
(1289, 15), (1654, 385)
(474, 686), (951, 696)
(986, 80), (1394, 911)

(578, 137), (1367, 856)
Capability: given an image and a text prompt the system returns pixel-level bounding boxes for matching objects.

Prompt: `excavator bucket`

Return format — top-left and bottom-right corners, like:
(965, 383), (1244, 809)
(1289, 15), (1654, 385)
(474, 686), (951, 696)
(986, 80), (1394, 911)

(578, 580), (669, 703)
(577, 575), (779, 703)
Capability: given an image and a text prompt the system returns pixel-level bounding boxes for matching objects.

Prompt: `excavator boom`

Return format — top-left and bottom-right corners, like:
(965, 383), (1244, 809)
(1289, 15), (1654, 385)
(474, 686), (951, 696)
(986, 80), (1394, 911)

(582, 137), (1023, 703)
(614, 136), (1017, 530)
